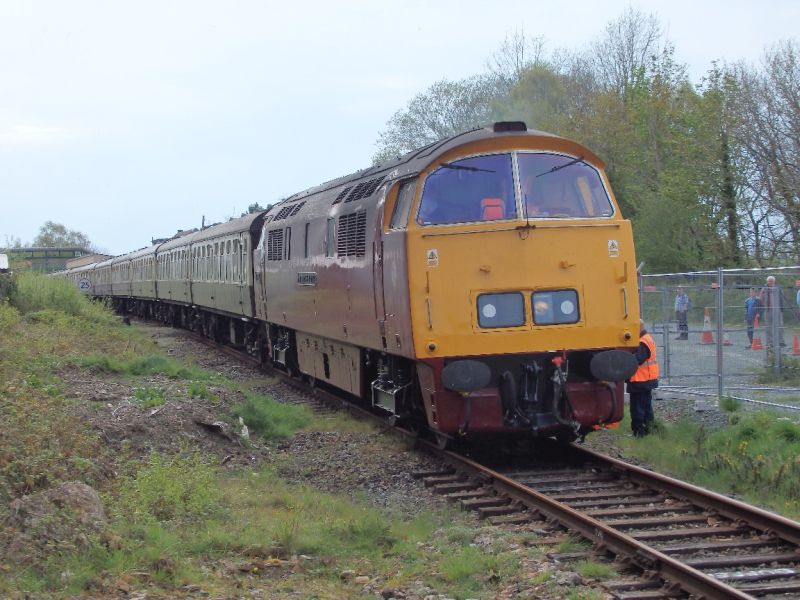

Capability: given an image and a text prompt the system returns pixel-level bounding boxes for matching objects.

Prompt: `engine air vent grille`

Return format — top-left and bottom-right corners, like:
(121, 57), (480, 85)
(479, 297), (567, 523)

(345, 176), (385, 203)
(332, 186), (352, 205)
(336, 212), (367, 257)
(266, 229), (284, 261)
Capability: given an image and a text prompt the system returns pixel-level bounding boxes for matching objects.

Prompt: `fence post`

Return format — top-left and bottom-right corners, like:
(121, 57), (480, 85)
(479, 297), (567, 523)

(716, 268), (724, 400)
(773, 285), (782, 374)
(662, 286), (670, 382)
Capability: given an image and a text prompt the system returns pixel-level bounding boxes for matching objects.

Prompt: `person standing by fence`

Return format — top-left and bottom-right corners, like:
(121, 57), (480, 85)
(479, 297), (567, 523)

(744, 287), (763, 348)
(796, 283), (800, 313)
(674, 286), (691, 340)
(760, 276), (786, 350)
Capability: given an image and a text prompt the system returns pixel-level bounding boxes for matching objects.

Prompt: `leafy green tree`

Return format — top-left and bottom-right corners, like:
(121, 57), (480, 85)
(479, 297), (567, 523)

(33, 221), (93, 249)
(372, 8), (799, 270)
(373, 75), (502, 164)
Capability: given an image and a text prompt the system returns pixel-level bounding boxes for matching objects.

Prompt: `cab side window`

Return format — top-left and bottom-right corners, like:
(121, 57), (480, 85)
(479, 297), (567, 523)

(390, 180), (417, 230)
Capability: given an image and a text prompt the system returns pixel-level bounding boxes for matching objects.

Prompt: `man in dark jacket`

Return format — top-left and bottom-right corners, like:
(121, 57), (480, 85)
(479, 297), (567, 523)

(744, 287), (763, 348)
(627, 320), (659, 437)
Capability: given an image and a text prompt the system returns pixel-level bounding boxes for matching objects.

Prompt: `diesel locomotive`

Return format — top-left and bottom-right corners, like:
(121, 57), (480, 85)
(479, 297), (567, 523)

(61, 122), (641, 446)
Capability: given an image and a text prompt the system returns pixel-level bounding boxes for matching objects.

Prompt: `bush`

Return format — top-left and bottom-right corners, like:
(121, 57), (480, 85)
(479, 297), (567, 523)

(10, 272), (112, 323)
(134, 386), (167, 409)
(188, 381), (215, 401)
(118, 452), (221, 523)
(0, 300), (20, 330)
(719, 396), (742, 413)
(0, 273), (17, 301)
(231, 393), (312, 440)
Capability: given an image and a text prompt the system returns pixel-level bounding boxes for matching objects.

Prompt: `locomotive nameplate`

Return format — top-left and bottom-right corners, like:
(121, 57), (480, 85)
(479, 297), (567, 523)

(296, 272), (317, 286)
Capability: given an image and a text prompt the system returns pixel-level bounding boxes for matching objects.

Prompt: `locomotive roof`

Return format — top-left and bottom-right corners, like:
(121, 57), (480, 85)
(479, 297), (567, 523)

(272, 122), (579, 210)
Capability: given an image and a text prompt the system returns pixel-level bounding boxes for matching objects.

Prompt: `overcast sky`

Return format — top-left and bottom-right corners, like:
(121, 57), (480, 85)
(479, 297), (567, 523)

(1, 0), (797, 255)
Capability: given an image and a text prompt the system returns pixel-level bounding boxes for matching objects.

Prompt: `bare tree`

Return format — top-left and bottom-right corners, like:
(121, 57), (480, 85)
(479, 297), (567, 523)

(487, 28), (547, 90)
(589, 7), (662, 98)
(729, 41), (800, 263)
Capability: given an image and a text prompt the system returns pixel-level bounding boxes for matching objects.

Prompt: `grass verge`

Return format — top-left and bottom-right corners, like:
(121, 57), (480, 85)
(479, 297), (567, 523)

(2, 273), (562, 599)
(616, 408), (800, 519)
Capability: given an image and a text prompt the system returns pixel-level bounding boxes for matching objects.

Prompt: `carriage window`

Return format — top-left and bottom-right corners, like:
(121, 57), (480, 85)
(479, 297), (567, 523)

(390, 180), (417, 229)
(242, 238), (249, 284)
(519, 153), (614, 219)
(417, 154), (515, 225)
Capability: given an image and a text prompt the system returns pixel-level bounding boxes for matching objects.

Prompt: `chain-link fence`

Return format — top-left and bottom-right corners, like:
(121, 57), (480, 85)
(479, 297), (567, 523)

(641, 267), (800, 403)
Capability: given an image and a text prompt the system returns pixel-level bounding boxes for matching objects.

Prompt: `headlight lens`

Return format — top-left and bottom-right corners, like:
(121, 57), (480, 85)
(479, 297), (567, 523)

(477, 292), (525, 328)
(532, 290), (579, 325)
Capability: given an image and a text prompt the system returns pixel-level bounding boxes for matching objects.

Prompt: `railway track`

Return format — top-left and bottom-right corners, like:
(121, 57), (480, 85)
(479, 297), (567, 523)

(416, 441), (800, 599)
(178, 323), (800, 599)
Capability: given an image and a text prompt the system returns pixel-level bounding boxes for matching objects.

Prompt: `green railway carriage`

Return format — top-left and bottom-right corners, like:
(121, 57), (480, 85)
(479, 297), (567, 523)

(93, 258), (113, 297)
(156, 234), (192, 307)
(184, 213), (264, 319)
(128, 246), (159, 300)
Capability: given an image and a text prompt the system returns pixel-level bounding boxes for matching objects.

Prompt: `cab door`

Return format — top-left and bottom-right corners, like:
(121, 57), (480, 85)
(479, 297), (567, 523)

(378, 179), (417, 358)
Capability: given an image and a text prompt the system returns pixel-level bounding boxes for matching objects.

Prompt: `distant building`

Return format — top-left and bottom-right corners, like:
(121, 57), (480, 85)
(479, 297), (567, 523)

(66, 253), (113, 269)
(4, 247), (92, 273)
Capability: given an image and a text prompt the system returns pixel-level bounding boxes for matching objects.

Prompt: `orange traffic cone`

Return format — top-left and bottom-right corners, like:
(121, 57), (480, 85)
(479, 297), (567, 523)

(700, 307), (714, 344)
(723, 332), (732, 346)
(751, 315), (763, 350)
(793, 334), (800, 356)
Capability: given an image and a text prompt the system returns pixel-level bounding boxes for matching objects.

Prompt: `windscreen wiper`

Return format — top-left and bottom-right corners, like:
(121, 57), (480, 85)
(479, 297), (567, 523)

(536, 155), (585, 177)
(440, 162), (496, 173)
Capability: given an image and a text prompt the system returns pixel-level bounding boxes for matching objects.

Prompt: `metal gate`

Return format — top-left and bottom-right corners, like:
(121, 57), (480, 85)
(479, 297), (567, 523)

(640, 267), (800, 403)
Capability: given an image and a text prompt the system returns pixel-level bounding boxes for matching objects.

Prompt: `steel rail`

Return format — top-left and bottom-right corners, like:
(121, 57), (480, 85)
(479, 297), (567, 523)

(573, 445), (800, 547)
(423, 440), (760, 600)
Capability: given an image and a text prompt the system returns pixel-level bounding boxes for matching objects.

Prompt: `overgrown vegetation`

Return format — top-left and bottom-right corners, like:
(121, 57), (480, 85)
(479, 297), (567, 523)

(10, 270), (114, 323)
(619, 411), (800, 518)
(755, 355), (800, 386)
(76, 354), (214, 381)
(231, 392), (313, 440)
(133, 385), (167, 408)
(4, 273), (580, 598)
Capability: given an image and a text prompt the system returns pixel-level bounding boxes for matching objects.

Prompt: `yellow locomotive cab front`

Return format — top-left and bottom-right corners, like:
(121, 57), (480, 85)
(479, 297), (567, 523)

(403, 130), (641, 440)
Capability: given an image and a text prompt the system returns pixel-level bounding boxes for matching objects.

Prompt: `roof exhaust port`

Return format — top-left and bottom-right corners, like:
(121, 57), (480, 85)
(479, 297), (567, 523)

(493, 121), (527, 133)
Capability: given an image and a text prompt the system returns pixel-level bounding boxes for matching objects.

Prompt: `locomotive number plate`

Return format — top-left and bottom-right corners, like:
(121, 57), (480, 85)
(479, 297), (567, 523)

(296, 272), (317, 286)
